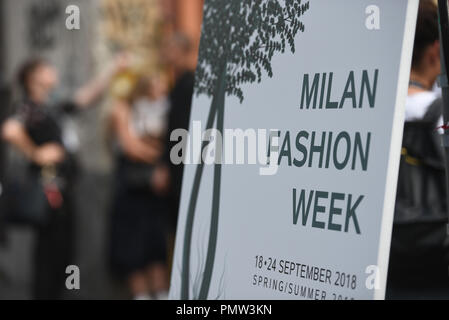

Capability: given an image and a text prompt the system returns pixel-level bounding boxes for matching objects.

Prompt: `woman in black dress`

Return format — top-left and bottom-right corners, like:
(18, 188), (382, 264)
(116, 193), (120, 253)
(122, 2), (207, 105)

(108, 76), (170, 300)
(1, 56), (125, 299)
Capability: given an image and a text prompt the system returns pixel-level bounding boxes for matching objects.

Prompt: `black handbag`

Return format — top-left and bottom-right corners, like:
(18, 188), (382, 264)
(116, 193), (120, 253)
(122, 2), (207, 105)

(395, 98), (447, 223)
(3, 169), (49, 227)
(119, 156), (154, 191)
(389, 98), (449, 286)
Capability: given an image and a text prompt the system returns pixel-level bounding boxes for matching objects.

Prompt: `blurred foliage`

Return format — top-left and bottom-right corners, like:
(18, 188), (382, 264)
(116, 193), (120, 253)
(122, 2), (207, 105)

(97, 0), (166, 98)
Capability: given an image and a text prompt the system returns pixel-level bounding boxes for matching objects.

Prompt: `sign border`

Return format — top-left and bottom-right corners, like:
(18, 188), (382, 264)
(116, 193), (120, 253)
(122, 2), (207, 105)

(375, 0), (419, 300)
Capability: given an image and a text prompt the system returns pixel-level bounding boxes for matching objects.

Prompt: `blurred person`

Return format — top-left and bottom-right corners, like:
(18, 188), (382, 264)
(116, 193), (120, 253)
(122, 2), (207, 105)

(0, 85), (10, 247)
(1, 55), (127, 299)
(108, 75), (170, 300)
(387, 0), (449, 300)
(155, 33), (195, 234)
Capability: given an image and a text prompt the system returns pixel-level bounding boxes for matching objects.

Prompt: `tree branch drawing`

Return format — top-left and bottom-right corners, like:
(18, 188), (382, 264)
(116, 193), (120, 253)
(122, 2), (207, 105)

(181, 0), (310, 300)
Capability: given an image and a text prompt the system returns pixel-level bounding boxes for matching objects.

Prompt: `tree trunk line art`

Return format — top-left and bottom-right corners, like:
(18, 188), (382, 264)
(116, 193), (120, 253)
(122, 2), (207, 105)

(181, 62), (227, 300)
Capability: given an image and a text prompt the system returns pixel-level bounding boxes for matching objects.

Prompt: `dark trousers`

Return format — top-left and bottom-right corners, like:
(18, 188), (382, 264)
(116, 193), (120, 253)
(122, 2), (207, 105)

(33, 201), (73, 300)
(0, 191), (7, 246)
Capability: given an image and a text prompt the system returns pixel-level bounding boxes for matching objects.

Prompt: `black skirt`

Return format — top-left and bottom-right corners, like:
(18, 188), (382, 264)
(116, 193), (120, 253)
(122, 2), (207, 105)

(109, 157), (167, 278)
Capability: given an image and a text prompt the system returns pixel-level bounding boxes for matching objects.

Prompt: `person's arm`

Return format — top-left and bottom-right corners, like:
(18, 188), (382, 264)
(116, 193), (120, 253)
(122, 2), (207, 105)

(110, 101), (162, 164)
(1, 119), (65, 166)
(74, 53), (129, 109)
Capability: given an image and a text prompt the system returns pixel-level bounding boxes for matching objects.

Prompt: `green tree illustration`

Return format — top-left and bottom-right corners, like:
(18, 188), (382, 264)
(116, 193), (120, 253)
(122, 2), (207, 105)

(181, 0), (310, 300)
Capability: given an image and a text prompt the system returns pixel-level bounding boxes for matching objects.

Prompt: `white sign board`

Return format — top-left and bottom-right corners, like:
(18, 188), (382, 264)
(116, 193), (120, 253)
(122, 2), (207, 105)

(169, 0), (419, 300)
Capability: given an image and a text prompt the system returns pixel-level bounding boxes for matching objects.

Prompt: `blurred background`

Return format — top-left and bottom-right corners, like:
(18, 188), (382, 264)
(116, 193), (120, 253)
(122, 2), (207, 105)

(0, 0), (203, 300)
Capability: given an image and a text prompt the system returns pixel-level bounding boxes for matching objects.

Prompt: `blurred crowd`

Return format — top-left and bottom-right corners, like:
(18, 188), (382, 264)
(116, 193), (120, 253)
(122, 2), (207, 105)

(0, 22), (196, 298)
